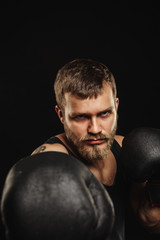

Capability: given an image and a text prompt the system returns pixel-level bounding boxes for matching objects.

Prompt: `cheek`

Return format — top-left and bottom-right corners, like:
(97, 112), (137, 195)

(74, 123), (87, 137)
(110, 113), (117, 131)
(66, 120), (87, 137)
(102, 114), (117, 132)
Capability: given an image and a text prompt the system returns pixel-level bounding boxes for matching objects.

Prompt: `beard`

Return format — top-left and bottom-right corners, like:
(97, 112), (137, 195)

(63, 118), (118, 165)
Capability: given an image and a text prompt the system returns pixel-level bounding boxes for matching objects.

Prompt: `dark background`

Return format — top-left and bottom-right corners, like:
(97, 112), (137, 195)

(0, 2), (160, 239)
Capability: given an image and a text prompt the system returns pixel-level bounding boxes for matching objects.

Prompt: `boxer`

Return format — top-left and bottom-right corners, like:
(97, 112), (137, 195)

(2, 59), (160, 240)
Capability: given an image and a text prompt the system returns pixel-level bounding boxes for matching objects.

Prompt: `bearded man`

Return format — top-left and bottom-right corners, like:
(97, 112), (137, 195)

(29, 58), (160, 239)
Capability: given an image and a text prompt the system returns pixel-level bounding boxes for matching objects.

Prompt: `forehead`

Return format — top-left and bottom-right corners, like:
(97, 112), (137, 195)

(64, 84), (115, 113)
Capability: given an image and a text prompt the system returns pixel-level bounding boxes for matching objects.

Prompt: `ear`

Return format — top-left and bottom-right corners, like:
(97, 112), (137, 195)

(55, 105), (64, 123)
(115, 98), (119, 111)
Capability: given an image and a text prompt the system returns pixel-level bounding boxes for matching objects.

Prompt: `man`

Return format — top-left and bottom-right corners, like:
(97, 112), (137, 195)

(31, 58), (160, 239)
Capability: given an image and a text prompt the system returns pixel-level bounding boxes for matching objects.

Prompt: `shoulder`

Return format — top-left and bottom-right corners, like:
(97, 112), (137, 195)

(31, 143), (69, 156)
(114, 135), (124, 147)
(31, 134), (70, 156)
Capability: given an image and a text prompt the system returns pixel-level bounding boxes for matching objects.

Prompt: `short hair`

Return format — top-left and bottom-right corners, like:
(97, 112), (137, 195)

(54, 58), (117, 111)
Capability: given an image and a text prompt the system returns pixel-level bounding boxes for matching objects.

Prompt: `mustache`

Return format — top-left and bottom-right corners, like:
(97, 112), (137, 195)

(80, 133), (110, 141)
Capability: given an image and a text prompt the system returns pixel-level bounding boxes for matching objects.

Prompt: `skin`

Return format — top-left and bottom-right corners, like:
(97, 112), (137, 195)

(32, 83), (160, 233)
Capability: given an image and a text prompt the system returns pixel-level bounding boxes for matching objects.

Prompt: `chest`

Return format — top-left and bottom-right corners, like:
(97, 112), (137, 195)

(89, 151), (117, 186)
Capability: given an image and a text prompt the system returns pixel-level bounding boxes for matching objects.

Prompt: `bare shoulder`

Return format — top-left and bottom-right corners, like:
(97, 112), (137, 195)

(114, 135), (124, 147)
(31, 143), (69, 155)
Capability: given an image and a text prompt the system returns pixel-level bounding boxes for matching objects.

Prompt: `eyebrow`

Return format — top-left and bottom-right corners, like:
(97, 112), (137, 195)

(70, 107), (113, 118)
(97, 107), (113, 115)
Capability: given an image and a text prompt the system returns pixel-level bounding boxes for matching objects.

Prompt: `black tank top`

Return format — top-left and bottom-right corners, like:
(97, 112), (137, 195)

(45, 136), (128, 240)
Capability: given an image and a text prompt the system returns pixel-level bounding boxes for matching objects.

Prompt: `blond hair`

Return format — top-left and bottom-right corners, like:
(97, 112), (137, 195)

(54, 58), (117, 111)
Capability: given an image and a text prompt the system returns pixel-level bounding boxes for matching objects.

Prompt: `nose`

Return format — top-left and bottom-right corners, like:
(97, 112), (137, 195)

(87, 117), (101, 135)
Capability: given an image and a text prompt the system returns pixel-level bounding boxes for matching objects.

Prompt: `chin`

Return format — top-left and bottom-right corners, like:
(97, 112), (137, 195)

(77, 144), (110, 164)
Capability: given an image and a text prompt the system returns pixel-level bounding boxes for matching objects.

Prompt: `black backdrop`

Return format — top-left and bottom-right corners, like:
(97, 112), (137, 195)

(0, 2), (160, 239)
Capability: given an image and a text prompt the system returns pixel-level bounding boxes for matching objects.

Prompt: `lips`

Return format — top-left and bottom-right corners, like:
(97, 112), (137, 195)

(85, 139), (106, 145)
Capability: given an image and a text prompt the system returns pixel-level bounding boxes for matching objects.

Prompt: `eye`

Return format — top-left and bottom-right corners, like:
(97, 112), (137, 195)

(74, 115), (89, 121)
(100, 110), (111, 118)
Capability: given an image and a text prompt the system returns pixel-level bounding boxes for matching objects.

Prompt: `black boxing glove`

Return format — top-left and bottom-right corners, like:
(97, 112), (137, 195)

(1, 151), (114, 240)
(120, 127), (160, 207)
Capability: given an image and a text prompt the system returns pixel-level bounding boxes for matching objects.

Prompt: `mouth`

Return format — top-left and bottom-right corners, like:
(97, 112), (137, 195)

(84, 139), (106, 145)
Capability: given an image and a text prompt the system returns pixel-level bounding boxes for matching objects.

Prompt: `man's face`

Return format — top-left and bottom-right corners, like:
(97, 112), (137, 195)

(57, 84), (119, 164)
